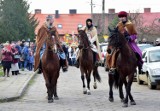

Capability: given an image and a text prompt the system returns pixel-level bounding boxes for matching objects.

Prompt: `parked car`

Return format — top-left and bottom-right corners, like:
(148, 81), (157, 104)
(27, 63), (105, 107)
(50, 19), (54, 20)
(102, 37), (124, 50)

(134, 43), (154, 80)
(137, 43), (154, 52)
(101, 46), (109, 71)
(99, 43), (108, 67)
(136, 46), (160, 89)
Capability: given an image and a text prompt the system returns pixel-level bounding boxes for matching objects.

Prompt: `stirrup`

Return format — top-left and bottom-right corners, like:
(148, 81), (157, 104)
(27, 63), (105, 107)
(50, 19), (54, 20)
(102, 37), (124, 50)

(109, 68), (116, 75)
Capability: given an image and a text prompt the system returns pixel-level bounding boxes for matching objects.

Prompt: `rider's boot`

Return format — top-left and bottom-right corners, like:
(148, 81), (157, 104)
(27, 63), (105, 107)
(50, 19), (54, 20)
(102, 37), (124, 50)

(93, 52), (99, 67)
(74, 58), (79, 68)
(37, 61), (42, 74)
(60, 59), (68, 72)
(138, 64), (142, 74)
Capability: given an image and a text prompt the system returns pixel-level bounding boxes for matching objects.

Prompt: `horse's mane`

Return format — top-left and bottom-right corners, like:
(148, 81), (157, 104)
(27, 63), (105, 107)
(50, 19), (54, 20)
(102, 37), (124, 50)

(108, 27), (133, 57)
(78, 30), (93, 65)
(78, 30), (90, 48)
(108, 27), (126, 48)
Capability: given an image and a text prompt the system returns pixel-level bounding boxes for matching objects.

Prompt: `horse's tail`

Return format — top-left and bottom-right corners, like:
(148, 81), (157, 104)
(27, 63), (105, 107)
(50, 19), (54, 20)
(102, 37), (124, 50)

(114, 70), (119, 89)
(93, 66), (101, 82)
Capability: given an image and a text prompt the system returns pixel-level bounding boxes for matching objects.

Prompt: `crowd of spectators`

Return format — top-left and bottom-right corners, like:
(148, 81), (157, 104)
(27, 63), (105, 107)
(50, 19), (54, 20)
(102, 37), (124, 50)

(0, 40), (36, 77)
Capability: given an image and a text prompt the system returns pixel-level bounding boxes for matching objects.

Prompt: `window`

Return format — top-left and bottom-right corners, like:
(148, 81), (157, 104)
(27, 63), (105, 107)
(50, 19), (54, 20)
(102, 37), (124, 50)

(57, 24), (62, 29)
(78, 24), (83, 28)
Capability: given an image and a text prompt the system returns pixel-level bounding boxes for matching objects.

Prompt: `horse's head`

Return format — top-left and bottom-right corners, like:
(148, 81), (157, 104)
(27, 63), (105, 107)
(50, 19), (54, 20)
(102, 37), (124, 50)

(108, 27), (126, 48)
(46, 30), (56, 51)
(77, 29), (90, 49)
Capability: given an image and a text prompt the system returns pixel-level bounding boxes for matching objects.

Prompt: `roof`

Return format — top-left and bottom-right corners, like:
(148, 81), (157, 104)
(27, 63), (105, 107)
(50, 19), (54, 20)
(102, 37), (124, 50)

(33, 12), (160, 35)
(34, 14), (91, 35)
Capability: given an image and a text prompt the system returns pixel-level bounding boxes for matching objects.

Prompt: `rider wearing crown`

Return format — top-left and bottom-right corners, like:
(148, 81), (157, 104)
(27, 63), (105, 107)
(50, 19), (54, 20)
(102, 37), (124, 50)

(34, 15), (68, 73)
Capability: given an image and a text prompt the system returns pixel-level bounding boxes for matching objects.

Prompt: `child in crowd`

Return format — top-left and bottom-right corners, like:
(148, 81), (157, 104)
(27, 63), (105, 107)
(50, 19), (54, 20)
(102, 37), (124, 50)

(28, 51), (34, 71)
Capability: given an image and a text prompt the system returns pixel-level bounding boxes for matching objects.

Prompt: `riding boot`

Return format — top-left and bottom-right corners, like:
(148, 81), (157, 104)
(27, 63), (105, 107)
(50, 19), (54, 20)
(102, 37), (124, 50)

(60, 58), (68, 72)
(63, 59), (68, 72)
(74, 58), (79, 68)
(37, 61), (42, 74)
(93, 51), (99, 67)
(138, 64), (142, 74)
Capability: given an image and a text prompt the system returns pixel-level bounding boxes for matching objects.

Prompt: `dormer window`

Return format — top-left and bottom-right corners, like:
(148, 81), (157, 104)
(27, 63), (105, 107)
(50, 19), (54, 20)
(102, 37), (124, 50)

(57, 24), (62, 29)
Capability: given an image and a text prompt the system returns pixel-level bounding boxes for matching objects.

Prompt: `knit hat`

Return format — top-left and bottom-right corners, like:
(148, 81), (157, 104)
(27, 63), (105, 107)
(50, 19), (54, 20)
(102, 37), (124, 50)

(86, 18), (92, 23)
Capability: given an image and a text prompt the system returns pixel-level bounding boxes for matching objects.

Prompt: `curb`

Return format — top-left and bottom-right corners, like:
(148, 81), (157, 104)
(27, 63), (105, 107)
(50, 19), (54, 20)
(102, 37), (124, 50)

(0, 72), (37, 102)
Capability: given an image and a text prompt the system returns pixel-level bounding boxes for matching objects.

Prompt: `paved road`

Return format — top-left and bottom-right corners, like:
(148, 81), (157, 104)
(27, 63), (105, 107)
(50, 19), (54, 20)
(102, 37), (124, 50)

(0, 67), (160, 111)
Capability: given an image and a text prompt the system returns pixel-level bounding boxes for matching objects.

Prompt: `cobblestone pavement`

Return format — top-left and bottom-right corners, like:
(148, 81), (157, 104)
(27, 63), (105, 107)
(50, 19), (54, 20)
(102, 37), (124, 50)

(0, 67), (160, 111)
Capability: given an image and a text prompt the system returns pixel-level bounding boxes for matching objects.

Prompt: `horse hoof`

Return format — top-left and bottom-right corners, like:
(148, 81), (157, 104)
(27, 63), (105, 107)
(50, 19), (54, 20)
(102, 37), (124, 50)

(130, 101), (136, 105)
(109, 97), (114, 102)
(48, 99), (53, 103)
(93, 85), (97, 89)
(54, 96), (59, 100)
(87, 92), (91, 95)
(83, 91), (87, 94)
(122, 103), (128, 107)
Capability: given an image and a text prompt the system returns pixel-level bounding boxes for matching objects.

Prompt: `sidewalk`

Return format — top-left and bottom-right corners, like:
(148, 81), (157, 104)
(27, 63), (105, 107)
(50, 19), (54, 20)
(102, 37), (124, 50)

(0, 70), (36, 102)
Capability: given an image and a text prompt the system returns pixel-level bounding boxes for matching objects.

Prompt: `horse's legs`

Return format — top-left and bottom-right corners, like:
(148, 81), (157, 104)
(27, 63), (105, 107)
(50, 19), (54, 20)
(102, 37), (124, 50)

(53, 85), (59, 100)
(81, 72), (87, 94)
(46, 82), (53, 103)
(108, 74), (114, 102)
(119, 79), (124, 102)
(93, 66), (97, 89)
(128, 75), (136, 105)
(52, 73), (59, 100)
(43, 72), (53, 103)
(123, 75), (135, 107)
(121, 78), (129, 107)
(86, 72), (91, 95)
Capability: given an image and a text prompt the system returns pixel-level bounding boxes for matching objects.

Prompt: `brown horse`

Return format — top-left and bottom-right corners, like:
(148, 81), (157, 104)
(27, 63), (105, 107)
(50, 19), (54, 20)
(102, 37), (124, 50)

(107, 27), (137, 107)
(41, 31), (60, 103)
(77, 29), (101, 95)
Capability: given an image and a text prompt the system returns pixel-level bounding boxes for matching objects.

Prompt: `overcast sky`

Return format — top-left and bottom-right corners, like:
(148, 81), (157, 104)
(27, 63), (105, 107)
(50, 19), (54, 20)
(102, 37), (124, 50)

(27, 0), (160, 14)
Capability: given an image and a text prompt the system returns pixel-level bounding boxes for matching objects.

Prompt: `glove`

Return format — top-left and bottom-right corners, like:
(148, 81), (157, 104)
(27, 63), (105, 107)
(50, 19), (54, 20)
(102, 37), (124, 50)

(125, 36), (131, 41)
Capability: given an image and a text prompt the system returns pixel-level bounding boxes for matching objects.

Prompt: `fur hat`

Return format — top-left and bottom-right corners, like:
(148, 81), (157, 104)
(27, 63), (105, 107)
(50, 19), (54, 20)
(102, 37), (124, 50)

(46, 15), (53, 20)
(118, 11), (128, 17)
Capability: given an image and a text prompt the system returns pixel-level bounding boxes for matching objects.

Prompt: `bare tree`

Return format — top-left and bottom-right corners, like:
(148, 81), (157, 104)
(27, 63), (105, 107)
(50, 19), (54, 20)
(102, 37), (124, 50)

(129, 10), (160, 42)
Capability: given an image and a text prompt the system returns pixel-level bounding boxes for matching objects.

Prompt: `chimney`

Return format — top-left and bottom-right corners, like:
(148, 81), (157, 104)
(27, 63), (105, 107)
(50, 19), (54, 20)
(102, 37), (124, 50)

(55, 10), (59, 18)
(144, 8), (151, 13)
(108, 9), (115, 14)
(35, 9), (41, 14)
(69, 9), (77, 14)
